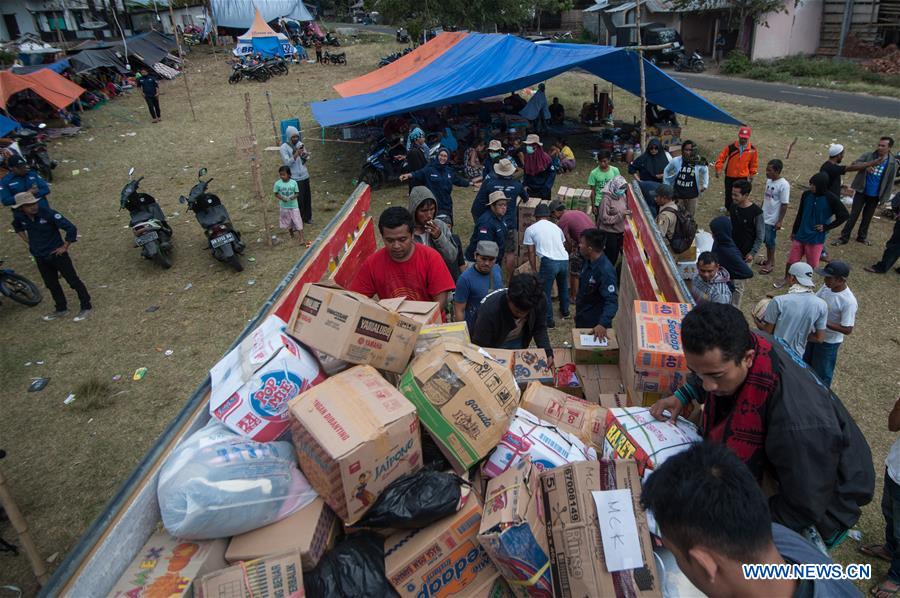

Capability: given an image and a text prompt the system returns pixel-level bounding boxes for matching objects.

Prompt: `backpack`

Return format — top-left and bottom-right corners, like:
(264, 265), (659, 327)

(661, 206), (697, 254)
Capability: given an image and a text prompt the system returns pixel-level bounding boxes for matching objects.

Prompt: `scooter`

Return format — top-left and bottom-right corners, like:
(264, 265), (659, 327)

(396, 28), (410, 43)
(180, 168), (245, 272)
(674, 50), (705, 73)
(0, 260), (42, 307)
(121, 167), (173, 269)
(16, 124), (55, 181)
(359, 137), (407, 189)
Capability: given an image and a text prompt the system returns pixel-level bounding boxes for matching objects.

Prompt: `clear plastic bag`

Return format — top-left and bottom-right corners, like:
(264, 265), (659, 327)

(157, 421), (317, 539)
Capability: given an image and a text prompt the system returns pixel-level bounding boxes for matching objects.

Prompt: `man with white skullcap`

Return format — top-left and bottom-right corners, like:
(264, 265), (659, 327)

(819, 143), (880, 200)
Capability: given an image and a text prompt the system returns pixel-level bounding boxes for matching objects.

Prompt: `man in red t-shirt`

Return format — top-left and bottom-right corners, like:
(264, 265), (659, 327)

(550, 199), (596, 301)
(351, 207), (455, 310)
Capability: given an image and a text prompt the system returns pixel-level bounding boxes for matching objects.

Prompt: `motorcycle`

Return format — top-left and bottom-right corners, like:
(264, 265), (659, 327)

(180, 168), (245, 272)
(321, 50), (346, 65)
(324, 32), (341, 47)
(0, 260), (42, 307)
(121, 167), (173, 269)
(228, 63), (244, 84)
(674, 50), (706, 73)
(359, 138), (439, 189)
(396, 28), (410, 43)
(16, 124), (55, 181)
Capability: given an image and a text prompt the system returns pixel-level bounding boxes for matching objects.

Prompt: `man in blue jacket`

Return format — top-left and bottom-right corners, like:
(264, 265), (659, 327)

(575, 228), (618, 340)
(12, 192), (92, 321)
(465, 191), (509, 262)
(471, 158), (527, 278)
(1, 154), (50, 209)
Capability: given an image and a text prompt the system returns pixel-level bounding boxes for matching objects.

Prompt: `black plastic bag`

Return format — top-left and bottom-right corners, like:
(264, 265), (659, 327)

(355, 469), (465, 530)
(304, 531), (397, 598)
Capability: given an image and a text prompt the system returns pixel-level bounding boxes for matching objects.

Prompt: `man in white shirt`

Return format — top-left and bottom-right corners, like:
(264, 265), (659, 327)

(760, 159), (790, 275)
(523, 203), (570, 328)
(760, 262), (828, 357)
(803, 261), (857, 388)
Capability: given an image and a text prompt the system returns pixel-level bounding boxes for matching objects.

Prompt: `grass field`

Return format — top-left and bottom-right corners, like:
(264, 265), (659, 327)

(0, 34), (897, 593)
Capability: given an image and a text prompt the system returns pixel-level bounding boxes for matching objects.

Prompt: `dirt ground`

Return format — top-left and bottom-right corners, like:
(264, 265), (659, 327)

(0, 35), (897, 593)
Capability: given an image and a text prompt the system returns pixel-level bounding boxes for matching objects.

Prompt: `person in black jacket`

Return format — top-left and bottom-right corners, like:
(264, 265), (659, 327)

(471, 273), (553, 363)
(650, 302), (875, 551)
(710, 216), (752, 308)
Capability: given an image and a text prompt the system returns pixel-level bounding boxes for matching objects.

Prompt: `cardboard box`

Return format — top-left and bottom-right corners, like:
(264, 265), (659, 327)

(520, 383), (607, 449)
(110, 531), (227, 598)
(225, 497), (339, 571)
(483, 347), (516, 372)
(199, 550), (304, 598)
(634, 309), (689, 371)
(540, 461), (661, 598)
(518, 197), (544, 231)
(469, 574), (517, 598)
(384, 492), (499, 597)
(512, 349), (554, 384)
(289, 365), (422, 524)
(575, 364), (625, 401)
(414, 321), (469, 357)
(209, 315), (326, 441)
(483, 408), (597, 478)
(291, 282), (423, 373)
(571, 328), (620, 365)
(379, 297), (442, 326)
(602, 407), (701, 477)
(399, 341), (520, 474)
(478, 457), (553, 596)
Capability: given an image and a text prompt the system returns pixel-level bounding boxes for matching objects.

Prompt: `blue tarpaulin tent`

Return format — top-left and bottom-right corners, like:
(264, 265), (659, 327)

(11, 58), (71, 75)
(211, 0), (314, 28)
(311, 33), (741, 127)
(0, 114), (19, 137)
(233, 8), (296, 57)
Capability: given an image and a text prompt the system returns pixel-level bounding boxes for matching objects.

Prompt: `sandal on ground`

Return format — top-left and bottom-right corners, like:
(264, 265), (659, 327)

(759, 266), (773, 274)
(870, 581), (900, 598)
(860, 543), (893, 563)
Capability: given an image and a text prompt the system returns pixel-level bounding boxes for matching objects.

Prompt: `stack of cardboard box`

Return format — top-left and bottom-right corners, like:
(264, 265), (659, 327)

(556, 186), (593, 213)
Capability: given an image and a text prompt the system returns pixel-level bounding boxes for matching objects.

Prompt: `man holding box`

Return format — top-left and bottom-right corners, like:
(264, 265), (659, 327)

(649, 302), (874, 551)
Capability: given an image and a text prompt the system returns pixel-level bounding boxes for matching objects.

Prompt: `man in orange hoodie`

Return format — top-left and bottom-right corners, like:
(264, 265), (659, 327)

(715, 126), (759, 211)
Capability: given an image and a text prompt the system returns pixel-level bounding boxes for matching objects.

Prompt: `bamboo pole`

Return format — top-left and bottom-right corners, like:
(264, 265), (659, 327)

(0, 461), (48, 585)
(265, 91), (280, 147)
(635, 0), (646, 148)
(244, 93), (272, 246)
(168, 1), (197, 122)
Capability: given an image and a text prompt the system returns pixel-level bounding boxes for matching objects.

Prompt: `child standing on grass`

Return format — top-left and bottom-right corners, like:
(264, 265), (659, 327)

(274, 166), (303, 244)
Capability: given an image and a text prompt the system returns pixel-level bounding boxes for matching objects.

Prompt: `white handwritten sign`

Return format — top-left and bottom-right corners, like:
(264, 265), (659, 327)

(580, 334), (609, 347)
(592, 489), (643, 572)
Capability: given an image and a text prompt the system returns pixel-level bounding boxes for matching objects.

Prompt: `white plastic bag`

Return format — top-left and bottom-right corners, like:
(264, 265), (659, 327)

(157, 421), (317, 539)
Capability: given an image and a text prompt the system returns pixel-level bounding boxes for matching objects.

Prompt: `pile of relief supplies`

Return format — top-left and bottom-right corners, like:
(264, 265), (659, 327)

(109, 282), (702, 598)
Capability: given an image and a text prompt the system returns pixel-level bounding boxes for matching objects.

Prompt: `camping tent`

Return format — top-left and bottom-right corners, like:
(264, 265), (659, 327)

(11, 58), (71, 75)
(312, 32), (741, 127)
(68, 48), (129, 75)
(233, 8), (296, 57)
(0, 70), (86, 111)
(123, 31), (179, 67)
(211, 0), (314, 28)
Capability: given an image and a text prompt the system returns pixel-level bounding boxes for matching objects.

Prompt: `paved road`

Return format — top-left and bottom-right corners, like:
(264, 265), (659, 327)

(670, 72), (900, 120)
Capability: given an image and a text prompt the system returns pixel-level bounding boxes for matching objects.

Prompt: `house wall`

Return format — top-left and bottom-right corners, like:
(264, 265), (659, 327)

(0, 0), (38, 41)
(751, 0), (824, 60)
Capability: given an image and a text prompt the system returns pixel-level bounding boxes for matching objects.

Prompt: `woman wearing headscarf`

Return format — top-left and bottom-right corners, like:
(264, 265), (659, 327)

(710, 215), (753, 307)
(406, 125), (425, 151)
(280, 126), (313, 224)
(596, 175), (631, 267)
(518, 134), (555, 200)
(400, 147), (474, 222)
(628, 138), (669, 216)
(403, 129), (429, 190)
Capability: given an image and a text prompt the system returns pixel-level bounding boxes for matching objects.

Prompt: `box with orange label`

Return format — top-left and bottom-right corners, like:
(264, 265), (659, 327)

(632, 301), (692, 372)
(384, 491), (498, 597)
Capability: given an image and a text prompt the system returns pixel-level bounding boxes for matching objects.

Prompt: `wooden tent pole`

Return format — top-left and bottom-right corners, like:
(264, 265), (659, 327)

(0, 460), (48, 586)
(244, 93), (272, 246)
(168, 1), (197, 122)
(265, 91), (280, 147)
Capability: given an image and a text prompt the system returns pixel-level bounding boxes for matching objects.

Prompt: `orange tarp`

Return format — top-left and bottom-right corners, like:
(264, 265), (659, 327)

(333, 31), (467, 98)
(244, 8), (279, 37)
(0, 69), (85, 110)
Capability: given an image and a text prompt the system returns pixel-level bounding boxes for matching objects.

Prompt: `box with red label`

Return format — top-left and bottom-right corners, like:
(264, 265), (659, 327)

(291, 282), (423, 373)
(209, 315), (326, 442)
(520, 382), (607, 449)
(379, 297), (442, 326)
(288, 365), (422, 524)
(632, 301), (691, 371)
(601, 407), (701, 477)
(384, 491), (499, 597)
(110, 530), (227, 598)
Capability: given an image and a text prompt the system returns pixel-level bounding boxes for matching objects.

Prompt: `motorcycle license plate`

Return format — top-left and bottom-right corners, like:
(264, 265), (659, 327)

(673, 41), (681, 48)
(210, 232), (235, 248)
(136, 231), (159, 246)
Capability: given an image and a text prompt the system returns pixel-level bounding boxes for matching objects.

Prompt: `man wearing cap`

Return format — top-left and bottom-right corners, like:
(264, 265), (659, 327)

(715, 126), (758, 211)
(551, 200), (594, 301)
(802, 261), (856, 388)
(12, 192), (92, 321)
(453, 240), (503, 330)
(820, 143), (879, 200)
(471, 158), (527, 277)
(760, 262), (827, 358)
(280, 126), (313, 225)
(576, 228), (618, 341)
(466, 190), (509, 263)
(0, 154), (51, 210)
(523, 202), (570, 328)
(833, 136), (896, 246)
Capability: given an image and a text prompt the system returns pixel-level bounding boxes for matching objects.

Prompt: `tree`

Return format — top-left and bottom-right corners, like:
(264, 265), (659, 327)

(368, 0), (534, 37)
(669, 0), (794, 53)
(533, 0), (574, 33)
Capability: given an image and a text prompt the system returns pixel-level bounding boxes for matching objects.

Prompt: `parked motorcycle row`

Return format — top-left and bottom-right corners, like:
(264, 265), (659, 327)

(228, 57), (290, 83)
(379, 48), (412, 68)
(320, 50), (347, 65)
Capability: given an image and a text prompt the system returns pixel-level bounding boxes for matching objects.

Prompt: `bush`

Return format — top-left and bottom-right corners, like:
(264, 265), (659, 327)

(0, 49), (16, 68)
(721, 50), (751, 74)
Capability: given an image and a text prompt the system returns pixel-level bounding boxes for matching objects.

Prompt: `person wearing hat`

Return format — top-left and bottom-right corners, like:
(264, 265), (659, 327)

(650, 302), (874, 552)
(523, 201), (570, 327)
(481, 139), (508, 179)
(280, 126), (313, 225)
(12, 191), (92, 321)
(408, 186), (459, 280)
(576, 228), (618, 341)
(518, 134), (555, 201)
(802, 261), (856, 389)
(833, 136), (896, 246)
(471, 157), (527, 279)
(588, 150), (620, 214)
(760, 262), (827, 358)
(0, 154), (51, 210)
(714, 126), (758, 210)
(453, 240), (503, 330)
(400, 147), (473, 222)
(465, 190), (509, 263)
(819, 143), (880, 200)
(550, 199), (594, 301)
